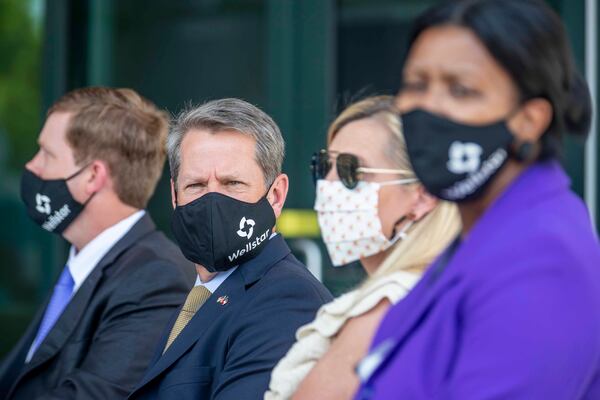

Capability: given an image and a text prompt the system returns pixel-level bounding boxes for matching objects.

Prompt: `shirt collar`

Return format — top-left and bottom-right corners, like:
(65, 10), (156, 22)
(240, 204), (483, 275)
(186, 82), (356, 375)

(194, 267), (237, 293)
(67, 210), (145, 291)
(193, 232), (278, 292)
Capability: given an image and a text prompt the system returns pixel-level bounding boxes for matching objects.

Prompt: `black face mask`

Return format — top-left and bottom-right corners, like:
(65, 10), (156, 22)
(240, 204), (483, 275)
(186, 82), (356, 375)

(171, 191), (277, 273)
(401, 109), (515, 202)
(20, 167), (91, 234)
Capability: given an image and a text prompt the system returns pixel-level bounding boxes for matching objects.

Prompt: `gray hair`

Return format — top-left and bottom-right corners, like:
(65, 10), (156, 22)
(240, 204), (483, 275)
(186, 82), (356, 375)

(168, 98), (285, 188)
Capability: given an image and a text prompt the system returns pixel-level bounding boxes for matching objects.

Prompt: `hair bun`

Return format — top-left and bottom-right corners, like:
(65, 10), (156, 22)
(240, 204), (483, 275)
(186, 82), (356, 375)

(563, 73), (592, 137)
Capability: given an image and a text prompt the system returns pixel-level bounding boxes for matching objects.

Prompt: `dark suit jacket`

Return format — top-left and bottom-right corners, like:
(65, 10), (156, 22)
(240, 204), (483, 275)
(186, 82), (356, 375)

(0, 214), (195, 399)
(128, 234), (332, 400)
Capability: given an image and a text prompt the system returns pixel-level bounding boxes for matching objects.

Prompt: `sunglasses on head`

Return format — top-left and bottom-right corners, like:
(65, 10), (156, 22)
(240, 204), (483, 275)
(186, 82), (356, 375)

(310, 149), (417, 189)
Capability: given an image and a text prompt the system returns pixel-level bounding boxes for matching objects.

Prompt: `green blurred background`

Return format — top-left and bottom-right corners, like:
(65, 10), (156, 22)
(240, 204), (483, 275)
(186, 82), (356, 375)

(1, 0), (598, 357)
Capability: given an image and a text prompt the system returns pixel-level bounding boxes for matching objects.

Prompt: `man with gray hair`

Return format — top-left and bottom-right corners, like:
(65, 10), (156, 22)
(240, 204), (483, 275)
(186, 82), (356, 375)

(128, 98), (332, 400)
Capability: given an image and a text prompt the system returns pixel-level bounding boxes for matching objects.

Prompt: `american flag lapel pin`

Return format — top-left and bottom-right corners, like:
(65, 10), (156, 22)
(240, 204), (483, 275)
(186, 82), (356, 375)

(216, 295), (229, 306)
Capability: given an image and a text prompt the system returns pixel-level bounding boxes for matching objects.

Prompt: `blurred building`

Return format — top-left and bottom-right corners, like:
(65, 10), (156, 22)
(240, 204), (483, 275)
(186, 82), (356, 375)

(0, 0), (597, 356)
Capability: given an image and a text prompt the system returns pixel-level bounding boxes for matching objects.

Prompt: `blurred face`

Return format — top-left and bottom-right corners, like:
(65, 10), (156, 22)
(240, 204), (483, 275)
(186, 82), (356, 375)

(327, 117), (419, 240)
(396, 24), (553, 227)
(25, 112), (88, 202)
(26, 112), (78, 179)
(397, 25), (520, 127)
(173, 129), (268, 207)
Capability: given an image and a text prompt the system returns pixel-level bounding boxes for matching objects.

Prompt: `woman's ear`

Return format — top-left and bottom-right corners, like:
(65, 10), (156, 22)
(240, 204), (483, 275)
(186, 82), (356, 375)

(267, 173), (289, 218)
(509, 97), (553, 143)
(409, 185), (438, 222)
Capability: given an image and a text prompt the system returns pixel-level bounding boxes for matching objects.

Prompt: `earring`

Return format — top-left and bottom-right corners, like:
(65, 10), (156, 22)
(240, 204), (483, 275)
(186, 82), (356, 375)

(514, 141), (538, 162)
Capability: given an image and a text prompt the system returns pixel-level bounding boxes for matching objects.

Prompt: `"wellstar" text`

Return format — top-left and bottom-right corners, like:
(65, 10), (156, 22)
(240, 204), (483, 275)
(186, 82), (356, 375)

(42, 204), (71, 231)
(228, 228), (271, 262)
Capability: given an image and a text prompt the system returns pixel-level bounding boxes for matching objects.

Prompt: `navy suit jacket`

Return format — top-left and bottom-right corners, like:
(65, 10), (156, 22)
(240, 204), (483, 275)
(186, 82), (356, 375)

(128, 234), (332, 400)
(0, 214), (196, 399)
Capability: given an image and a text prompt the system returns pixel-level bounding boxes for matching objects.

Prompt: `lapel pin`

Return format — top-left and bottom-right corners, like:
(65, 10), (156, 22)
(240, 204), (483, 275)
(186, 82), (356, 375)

(216, 295), (229, 306)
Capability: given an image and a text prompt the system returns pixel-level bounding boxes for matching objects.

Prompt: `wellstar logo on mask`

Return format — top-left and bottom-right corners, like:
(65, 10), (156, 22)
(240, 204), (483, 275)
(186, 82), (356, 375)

(42, 204), (71, 231)
(442, 148), (507, 200)
(228, 228), (271, 262)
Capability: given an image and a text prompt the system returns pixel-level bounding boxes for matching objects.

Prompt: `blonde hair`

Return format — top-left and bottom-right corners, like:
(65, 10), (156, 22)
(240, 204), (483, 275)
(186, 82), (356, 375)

(49, 87), (169, 209)
(327, 95), (460, 285)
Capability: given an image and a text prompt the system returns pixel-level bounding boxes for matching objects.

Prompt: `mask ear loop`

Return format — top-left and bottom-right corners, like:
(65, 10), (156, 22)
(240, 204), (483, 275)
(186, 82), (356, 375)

(389, 218), (414, 244)
(65, 163), (92, 181)
(81, 190), (97, 207)
(263, 178), (279, 208)
(66, 163), (97, 206)
(376, 178), (418, 243)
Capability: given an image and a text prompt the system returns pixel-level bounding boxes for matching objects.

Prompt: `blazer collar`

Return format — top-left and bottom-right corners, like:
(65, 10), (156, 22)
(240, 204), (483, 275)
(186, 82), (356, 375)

(88, 213), (157, 272)
(238, 233), (291, 287)
(133, 234), (292, 391)
(21, 214), (157, 373)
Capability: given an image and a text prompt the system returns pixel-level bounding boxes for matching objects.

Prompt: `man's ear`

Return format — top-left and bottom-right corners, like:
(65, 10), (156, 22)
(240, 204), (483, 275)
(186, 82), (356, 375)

(409, 185), (437, 222)
(267, 173), (289, 218)
(508, 97), (553, 143)
(170, 179), (177, 210)
(85, 160), (109, 196)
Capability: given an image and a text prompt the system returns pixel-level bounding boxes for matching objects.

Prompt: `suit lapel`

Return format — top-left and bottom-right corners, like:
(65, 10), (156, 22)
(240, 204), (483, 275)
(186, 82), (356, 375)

(146, 308), (180, 369)
(19, 215), (156, 374)
(22, 263), (105, 372)
(138, 270), (246, 388)
(134, 234), (292, 389)
(237, 234), (291, 287)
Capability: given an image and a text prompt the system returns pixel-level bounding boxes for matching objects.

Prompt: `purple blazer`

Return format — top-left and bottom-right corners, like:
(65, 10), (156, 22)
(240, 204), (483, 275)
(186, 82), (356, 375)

(355, 161), (600, 399)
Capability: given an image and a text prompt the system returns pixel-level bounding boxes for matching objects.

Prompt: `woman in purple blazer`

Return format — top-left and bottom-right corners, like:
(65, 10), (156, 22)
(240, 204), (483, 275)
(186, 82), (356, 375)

(355, 0), (600, 399)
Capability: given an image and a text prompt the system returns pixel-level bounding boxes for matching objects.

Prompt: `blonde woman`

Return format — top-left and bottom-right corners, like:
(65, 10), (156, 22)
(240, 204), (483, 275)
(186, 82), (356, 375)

(265, 96), (460, 400)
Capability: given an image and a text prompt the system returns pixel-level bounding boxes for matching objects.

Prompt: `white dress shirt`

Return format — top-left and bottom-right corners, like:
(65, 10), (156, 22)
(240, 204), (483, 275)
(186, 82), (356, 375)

(67, 210), (145, 292)
(194, 267), (237, 293)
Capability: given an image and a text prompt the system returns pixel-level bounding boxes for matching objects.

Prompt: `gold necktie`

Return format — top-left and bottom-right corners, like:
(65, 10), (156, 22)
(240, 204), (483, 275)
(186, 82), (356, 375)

(163, 285), (212, 352)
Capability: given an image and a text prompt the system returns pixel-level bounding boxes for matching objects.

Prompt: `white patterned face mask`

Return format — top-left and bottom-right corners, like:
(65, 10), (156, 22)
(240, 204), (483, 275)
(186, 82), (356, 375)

(314, 178), (417, 266)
